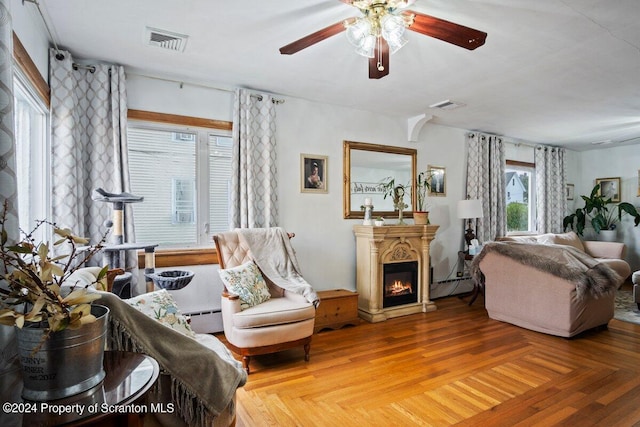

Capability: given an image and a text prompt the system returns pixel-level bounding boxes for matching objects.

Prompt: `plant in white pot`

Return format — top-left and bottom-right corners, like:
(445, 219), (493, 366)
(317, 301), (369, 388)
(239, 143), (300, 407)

(563, 183), (640, 241)
(0, 204), (110, 400)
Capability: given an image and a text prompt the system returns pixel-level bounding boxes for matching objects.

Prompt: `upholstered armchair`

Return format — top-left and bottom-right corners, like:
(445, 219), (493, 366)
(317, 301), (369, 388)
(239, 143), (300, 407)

(213, 228), (317, 374)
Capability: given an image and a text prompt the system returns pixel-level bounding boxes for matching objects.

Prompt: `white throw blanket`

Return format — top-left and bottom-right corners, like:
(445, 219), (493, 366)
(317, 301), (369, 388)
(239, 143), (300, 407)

(235, 227), (319, 306)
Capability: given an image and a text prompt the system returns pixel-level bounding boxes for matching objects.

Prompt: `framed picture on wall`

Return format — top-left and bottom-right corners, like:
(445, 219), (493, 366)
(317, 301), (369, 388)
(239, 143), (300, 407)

(595, 177), (621, 202)
(301, 154), (328, 193)
(427, 165), (446, 196)
(566, 183), (574, 200)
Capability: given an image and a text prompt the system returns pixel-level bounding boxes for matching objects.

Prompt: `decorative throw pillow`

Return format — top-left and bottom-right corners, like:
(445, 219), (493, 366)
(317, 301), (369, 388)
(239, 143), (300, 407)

(548, 231), (585, 253)
(218, 261), (271, 310)
(125, 289), (197, 339)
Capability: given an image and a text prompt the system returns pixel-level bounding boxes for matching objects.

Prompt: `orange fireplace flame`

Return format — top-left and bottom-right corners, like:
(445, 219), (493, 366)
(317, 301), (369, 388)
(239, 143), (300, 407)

(386, 280), (413, 296)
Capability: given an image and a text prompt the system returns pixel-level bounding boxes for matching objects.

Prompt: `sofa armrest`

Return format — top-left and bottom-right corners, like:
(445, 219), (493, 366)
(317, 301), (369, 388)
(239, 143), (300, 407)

(583, 240), (626, 259)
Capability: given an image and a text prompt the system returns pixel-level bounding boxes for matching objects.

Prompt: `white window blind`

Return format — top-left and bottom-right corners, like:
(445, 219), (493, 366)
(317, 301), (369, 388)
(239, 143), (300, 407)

(128, 125), (232, 247)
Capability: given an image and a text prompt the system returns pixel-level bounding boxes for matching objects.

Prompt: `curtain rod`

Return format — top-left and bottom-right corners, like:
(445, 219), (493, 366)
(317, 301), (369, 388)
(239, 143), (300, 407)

(250, 94), (285, 104)
(22, 0), (93, 72)
(125, 72), (284, 104)
(468, 132), (561, 150)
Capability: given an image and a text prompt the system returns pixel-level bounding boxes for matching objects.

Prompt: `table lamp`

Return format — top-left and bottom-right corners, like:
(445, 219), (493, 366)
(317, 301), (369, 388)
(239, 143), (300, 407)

(457, 198), (484, 250)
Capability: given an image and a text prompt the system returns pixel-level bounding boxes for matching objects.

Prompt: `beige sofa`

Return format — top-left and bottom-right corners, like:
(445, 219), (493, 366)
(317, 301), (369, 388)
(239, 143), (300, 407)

(474, 232), (630, 337)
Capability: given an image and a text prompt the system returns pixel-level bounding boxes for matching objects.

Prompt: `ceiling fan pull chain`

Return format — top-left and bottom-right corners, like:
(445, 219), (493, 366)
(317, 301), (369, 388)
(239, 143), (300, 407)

(377, 37), (384, 71)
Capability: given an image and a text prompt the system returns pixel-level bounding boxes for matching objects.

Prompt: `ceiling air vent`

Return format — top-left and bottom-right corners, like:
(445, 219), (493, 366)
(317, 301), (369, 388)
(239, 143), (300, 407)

(429, 100), (466, 110)
(145, 27), (188, 52)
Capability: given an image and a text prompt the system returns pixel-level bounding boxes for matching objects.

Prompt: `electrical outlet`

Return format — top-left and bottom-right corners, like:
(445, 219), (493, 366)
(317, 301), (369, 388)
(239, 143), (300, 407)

(456, 271), (463, 278)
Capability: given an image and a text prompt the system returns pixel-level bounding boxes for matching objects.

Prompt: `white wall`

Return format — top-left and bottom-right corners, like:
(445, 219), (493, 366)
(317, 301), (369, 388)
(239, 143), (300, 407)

(11, 0), (50, 80)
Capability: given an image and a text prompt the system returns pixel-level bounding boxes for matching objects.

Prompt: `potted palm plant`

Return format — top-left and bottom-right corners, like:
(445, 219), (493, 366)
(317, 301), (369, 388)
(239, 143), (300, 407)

(0, 203), (110, 400)
(414, 170), (433, 225)
(563, 183), (640, 240)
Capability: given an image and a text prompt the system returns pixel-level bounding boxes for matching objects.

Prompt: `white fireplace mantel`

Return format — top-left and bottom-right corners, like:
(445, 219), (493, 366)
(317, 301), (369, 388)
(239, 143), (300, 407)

(353, 224), (439, 322)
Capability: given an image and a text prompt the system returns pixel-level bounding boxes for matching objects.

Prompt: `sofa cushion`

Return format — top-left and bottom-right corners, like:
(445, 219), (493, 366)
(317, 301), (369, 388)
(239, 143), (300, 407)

(232, 297), (316, 329)
(218, 261), (271, 310)
(548, 231), (585, 253)
(125, 289), (197, 338)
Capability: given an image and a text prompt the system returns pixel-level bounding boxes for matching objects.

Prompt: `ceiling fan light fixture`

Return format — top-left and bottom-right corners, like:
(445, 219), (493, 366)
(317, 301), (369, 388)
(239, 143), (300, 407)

(356, 34), (377, 58)
(386, 33), (408, 54)
(381, 14), (405, 39)
(346, 18), (372, 47)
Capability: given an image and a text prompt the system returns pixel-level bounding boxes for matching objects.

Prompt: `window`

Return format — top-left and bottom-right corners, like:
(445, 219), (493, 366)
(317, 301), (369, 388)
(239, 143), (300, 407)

(127, 123), (232, 247)
(505, 162), (536, 233)
(172, 178), (196, 224)
(13, 69), (49, 238)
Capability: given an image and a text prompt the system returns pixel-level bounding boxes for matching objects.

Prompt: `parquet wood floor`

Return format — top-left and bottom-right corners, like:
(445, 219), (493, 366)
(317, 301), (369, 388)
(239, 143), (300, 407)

(219, 291), (640, 427)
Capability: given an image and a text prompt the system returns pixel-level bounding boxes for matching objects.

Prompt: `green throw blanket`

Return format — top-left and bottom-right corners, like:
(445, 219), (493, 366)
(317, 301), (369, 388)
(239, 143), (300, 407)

(471, 241), (621, 300)
(98, 292), (247, 427)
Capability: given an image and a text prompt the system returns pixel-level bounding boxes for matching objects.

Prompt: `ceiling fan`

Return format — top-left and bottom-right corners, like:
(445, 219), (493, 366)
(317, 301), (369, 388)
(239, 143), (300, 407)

(279, 0), (487, 79)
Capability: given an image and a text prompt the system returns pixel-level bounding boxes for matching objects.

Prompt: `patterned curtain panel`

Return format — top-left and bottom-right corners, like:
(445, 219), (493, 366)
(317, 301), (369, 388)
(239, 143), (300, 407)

(0, 0), (18, 372)
(49, 50), (137, 277)
(230, 88), (279, 228)
(465, 133), (507, 242)
(535, 146), (566, 233)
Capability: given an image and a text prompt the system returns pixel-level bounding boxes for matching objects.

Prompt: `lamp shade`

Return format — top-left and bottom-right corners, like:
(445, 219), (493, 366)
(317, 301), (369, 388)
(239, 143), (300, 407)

(457, 199), (484, 219)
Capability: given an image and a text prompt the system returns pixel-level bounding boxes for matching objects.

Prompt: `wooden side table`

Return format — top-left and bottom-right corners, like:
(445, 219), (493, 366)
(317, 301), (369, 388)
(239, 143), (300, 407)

(458, 251), (483, 306)
(314, 289), (360, 333)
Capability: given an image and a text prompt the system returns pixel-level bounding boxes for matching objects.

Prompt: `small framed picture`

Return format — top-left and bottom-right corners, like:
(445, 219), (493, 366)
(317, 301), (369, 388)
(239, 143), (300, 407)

(427, 165), (446, 197)
(566, 183), (574, 200)
(301, 154), (328, 193)
(595, 177), (621, 202)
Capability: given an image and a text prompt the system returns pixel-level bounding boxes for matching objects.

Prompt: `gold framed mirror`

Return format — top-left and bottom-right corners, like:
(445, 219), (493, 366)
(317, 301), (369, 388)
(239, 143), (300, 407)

(343, 141), (417, 219)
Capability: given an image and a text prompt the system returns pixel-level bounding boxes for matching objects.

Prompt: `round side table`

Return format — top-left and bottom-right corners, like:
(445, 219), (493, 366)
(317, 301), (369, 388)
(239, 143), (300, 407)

(1, 351), (159, 427)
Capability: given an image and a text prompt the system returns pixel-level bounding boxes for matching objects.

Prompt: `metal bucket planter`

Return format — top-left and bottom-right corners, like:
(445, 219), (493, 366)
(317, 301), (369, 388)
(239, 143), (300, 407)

(15, 304), (109, 401)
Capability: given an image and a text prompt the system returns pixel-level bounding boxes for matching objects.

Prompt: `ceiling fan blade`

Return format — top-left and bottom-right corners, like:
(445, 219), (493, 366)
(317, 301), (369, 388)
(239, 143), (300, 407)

(369, 38), (389, 79)
(403, 10), (487, 50)
(280, 20), (353, 55)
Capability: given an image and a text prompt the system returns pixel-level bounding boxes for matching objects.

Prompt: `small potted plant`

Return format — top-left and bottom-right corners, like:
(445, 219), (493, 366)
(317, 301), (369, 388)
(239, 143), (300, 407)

(380, 178), (409, 224)
(374, 217), (385, 227)
(0, 202), (110, 400)
(563, 183), (640, 240)
(414, 170), (434, 225)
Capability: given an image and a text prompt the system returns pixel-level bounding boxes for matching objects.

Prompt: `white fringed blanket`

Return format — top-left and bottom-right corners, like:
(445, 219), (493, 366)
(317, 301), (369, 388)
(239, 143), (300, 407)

(235, 227), (319, 306)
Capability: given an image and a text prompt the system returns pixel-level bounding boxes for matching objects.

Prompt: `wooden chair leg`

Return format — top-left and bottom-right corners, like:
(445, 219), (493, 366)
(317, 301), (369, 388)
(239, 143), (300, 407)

(242, 356), (251, 374)
(304, 343), (311, 362)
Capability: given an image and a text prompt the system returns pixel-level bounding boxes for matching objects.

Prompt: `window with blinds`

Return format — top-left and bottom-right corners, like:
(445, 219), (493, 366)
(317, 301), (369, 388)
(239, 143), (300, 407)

(128, 125), (232, 247)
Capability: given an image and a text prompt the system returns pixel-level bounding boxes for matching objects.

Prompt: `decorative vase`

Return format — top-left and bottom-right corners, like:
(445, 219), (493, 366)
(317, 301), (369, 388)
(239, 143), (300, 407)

(15, 304), (109, 401)
(599, 229), (617, 242)
(413, 211), (429, 225)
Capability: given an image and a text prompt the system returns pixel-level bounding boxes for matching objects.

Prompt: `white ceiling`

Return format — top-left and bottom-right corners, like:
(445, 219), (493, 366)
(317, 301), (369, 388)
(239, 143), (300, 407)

(40, 0), (640, 151)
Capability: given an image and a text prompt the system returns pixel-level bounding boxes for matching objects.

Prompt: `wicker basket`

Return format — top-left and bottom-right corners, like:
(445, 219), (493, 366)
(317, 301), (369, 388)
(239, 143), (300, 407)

(146, 270), (194, 291)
